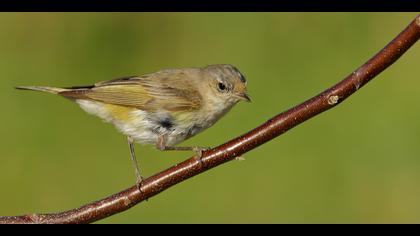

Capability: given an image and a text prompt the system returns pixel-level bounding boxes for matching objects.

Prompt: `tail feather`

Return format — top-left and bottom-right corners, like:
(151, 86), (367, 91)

(15, 86), (67, 95)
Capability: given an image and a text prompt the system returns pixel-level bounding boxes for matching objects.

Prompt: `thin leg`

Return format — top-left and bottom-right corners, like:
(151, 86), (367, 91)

(127, 136), (143, 191)
(156, 135), (210, 161)
(160, 146), (210, 158)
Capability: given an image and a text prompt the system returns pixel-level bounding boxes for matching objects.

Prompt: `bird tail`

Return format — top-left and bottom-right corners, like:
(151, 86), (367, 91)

(15, 86), (68, 95)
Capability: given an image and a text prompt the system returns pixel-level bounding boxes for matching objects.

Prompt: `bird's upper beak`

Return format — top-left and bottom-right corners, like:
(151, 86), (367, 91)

(236, 92), (252, 102)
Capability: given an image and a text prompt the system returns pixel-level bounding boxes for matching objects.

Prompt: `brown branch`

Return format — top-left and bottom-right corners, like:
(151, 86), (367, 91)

(1, 15), (420, 224)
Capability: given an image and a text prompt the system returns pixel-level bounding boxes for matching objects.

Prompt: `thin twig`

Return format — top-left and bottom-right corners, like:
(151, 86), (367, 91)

(1, 15), (419, 224)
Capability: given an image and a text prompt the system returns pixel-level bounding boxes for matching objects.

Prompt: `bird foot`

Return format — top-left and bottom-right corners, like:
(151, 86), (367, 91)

(193, 147), (210, 164)
(135, 175), (144, 193)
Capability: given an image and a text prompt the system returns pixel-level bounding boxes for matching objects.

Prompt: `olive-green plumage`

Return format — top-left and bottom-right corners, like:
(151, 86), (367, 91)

(17, 64), (251, 188)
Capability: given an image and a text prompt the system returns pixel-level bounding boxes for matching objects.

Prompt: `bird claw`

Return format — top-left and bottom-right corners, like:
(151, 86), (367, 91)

(193, 147), (210, 164)
(135, 176), (144, 193)
(136, 179), (149, 201)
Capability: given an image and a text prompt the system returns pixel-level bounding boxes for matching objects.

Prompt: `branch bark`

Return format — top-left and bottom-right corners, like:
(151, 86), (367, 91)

(1, 15), (420, 224)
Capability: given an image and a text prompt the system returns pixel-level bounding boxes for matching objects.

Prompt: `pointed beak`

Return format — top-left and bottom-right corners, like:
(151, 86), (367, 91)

(236, 93), (252, 102)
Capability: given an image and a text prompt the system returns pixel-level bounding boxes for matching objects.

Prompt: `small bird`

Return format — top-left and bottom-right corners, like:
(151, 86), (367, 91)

(16, 64), (251, 190)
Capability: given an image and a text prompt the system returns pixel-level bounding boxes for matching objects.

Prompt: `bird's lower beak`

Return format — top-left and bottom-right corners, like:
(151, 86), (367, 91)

(236, 93), (252, 102)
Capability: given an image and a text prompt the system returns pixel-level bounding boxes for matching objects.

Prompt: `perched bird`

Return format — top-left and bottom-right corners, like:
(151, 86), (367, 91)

(17, 64), (251, 189)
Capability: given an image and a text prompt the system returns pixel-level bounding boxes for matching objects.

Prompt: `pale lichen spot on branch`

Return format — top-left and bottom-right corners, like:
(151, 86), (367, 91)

(327, 95), (339, 105)
(29, 214), (43, 223)
(123, 196), (132, 207)
(352, 70), (363, 90)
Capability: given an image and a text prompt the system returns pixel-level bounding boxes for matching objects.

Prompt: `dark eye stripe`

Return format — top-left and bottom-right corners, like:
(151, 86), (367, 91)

(239, 73), (246, 83)
(231, 66), (246, 83)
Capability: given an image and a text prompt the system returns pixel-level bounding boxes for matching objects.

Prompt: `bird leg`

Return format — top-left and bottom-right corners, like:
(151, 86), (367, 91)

(127, 136), (143, 191)
(156, 135), (210, 163)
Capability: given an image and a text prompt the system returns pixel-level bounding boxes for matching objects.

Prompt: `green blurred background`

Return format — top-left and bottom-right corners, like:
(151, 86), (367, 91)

(1, 13), (419, 224)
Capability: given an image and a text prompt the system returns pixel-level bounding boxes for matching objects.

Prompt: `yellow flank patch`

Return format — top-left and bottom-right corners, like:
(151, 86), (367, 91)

(104, 104), (134, 122)
(172, 110), (195, 123)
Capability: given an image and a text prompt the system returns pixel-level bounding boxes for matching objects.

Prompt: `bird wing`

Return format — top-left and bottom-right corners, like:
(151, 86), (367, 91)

(61, 71), (202, 112)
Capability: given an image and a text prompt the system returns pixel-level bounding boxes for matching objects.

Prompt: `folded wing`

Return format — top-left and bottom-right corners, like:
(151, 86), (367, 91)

(60, 71), (202, 112)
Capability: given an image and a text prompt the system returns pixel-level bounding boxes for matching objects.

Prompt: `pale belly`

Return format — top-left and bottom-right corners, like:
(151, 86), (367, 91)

(76, 99), (219, 146)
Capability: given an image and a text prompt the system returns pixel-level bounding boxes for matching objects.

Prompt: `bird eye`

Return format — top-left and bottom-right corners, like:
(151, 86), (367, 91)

(218, 82), (227, 92)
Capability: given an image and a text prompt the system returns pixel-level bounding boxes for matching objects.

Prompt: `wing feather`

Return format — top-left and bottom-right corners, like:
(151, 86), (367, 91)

(62, 70), (202, 112)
